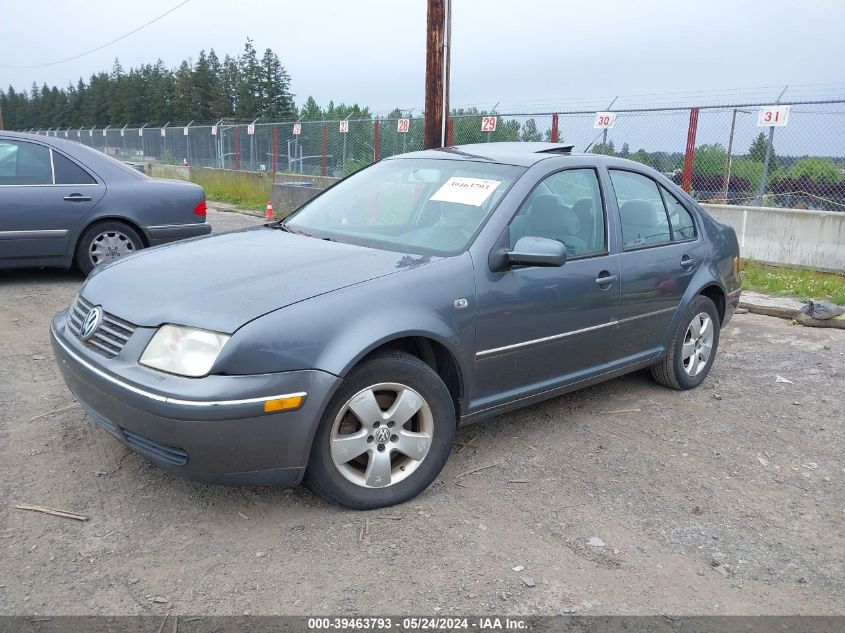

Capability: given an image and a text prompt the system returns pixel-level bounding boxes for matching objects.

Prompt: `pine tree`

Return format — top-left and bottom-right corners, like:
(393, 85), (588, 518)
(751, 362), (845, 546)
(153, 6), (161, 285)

(235, 39), (261, 118)
(520, 118), (542, 142)
(300, 96), (322, 120)
(173, 60), (194, 122)
(748, 132), (777, 166)
(259, 48), (295, 119)
(206, 49), (229, 119)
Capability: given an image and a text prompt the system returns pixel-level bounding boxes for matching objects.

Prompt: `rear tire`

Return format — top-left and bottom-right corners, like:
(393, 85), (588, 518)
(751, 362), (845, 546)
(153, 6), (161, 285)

(75, 221), (143, 275)
(306, 351), (456, 510)
(651, 295), (720, 390)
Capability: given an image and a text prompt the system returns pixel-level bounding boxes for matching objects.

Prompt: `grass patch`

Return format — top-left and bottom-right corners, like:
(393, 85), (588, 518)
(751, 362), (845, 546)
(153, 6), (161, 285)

(742, 260), (845, 304)
(188, 169), (273, 211)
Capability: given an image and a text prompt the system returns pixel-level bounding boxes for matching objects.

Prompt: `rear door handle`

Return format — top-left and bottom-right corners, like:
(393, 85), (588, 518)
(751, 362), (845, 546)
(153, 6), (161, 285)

(680, 255), (696, 270)
(63, 194), (92, 202)
(595, 273), (618, 286)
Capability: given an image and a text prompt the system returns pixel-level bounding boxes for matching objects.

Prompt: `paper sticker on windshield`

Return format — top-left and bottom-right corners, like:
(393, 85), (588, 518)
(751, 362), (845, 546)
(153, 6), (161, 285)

(429, 177), (501, 207)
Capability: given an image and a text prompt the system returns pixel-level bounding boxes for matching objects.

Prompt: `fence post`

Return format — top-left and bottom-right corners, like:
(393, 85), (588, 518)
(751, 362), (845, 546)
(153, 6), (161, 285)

(272, 126), (278, 175)
(373, 120), (380, 162)
(681, 107), (699, 193)
(234, 126), (240, 171)
(550, 113), (559, 143)
(447, 117), (454, 146)
(321, 123), (328, 177)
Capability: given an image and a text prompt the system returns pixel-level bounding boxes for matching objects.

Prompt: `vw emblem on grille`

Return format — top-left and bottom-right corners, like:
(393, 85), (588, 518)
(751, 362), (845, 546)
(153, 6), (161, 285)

(79, 306), (103, 341)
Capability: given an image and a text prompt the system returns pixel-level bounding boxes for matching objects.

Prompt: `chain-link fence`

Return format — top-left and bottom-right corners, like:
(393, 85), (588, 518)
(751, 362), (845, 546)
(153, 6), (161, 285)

(29, 99), (845, 211)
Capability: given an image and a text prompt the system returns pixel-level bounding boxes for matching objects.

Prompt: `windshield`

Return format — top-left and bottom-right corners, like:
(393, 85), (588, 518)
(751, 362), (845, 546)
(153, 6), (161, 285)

(284, 158), (525, 255)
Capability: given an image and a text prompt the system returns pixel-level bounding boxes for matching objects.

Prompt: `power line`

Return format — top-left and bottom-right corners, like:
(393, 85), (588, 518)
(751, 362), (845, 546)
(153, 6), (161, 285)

(0, 0), (192, 69)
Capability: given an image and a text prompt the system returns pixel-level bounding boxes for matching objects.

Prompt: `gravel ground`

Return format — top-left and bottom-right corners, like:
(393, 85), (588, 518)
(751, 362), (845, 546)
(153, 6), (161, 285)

(1, 207), (843, 615)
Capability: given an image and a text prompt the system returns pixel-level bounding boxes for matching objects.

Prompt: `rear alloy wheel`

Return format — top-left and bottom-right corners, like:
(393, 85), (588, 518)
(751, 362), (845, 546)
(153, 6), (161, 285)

(307, 351), (455, 509)
(75, 221), (143, 275)
(651, 295), (720, 390)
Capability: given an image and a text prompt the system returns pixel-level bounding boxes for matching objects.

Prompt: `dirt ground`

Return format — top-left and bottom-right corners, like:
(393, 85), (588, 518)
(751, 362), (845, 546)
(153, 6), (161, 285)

(1, 207), (843, 616)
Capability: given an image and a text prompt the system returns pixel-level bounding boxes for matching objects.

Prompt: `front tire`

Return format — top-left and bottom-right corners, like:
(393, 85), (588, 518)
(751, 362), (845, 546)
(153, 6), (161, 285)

(306, 351), (456, 510)
(75, 221), (143, 275)
(651, 295), (720, 390)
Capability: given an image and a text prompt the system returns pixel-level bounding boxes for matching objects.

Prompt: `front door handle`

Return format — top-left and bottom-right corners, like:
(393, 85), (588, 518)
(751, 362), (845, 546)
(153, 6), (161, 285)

(63, 194), (92, 202)
(595, 273), (618, 286)
(680, 255), (696, 270)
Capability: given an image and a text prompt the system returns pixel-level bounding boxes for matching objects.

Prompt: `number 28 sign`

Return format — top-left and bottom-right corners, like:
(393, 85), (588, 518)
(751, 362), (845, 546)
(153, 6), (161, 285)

(757, 105), (790, 127)
(397, 118), (410, 133)
(481, 116), (497, 132)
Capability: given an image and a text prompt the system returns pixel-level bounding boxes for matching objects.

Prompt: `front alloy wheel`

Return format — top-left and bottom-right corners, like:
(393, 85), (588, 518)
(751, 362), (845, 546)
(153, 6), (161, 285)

(330, 383), (434, 488)
(307, 351), (455, 509)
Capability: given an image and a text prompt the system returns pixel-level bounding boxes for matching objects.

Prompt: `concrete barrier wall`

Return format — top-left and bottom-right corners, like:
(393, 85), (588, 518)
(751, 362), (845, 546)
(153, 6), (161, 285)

(148, 164), (190, 180)
(702, 204), (845, 273)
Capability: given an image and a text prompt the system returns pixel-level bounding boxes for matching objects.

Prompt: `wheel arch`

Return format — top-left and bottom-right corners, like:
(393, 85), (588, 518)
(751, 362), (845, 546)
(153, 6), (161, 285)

(72, 215), (149, 255)
(346, 334), (466, 423)
(697, 283), (726, 325)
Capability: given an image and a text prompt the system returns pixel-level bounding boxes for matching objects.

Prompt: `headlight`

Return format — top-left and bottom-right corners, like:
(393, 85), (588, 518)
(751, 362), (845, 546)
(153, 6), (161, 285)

(139, 324), (230, 377)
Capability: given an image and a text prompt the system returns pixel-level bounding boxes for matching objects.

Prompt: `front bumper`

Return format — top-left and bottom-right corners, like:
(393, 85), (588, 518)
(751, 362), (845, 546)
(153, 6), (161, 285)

(146, 222), (212, 246)
(50, 311), (341, 485)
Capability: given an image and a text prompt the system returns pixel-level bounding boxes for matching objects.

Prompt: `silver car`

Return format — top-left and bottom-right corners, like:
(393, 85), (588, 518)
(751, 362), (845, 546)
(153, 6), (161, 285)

(0, 131), (209, 273)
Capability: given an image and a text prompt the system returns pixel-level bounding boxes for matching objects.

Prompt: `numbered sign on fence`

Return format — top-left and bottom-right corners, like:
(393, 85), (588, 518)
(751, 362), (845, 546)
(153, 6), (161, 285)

(77, 130), (81, 138)
(757, 105), (790, 127)
(89, 130), (93, 137)
(397, 118), (410, 133)
(64, 131), (68, 138)
(138, 128), (143, 137)
(292, 123), (302, 135)
(102, 129), (108, 137)
(120, 129), (124, 137)
(339, 120), (349, 133)
(481, 116), (497, 132)
(183, 127), (189, 136)
(160, 128), (166, 137)
(247, 124), (255, 135)
(211, 125), (217, 136)
(593, 112), (617, 129)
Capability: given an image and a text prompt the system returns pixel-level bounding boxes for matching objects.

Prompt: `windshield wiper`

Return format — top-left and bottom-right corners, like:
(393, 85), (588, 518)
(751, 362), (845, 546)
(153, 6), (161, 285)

(273, 221), (311, 237)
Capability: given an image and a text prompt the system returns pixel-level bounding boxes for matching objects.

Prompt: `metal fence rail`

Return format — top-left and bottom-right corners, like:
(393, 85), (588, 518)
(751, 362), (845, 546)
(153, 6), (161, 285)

(28, 99), (845, 211)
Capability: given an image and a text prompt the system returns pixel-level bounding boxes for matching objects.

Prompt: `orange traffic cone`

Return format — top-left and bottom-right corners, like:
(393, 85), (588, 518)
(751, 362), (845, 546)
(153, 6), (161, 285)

(265, 200), (274, 220)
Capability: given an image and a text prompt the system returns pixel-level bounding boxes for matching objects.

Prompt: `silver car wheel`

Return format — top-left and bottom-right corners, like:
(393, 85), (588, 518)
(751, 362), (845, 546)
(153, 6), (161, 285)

(330, 382), (434, 489)
(89, 230), (136, 266)
(682, 312), (713, 377)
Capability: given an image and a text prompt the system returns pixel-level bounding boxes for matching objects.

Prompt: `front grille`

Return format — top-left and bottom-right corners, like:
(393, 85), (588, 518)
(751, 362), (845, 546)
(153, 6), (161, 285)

(121, 428), (189, 466)
(80, 403), (124, 441)
(69, 295), (137, 358)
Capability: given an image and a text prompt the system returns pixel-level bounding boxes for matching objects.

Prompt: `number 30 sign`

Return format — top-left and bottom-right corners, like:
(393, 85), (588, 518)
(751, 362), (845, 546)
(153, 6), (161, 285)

(757, 105), (790, 127)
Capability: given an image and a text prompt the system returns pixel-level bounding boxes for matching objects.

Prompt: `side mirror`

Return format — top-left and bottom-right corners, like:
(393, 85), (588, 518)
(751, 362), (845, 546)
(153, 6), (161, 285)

(507, 236), (567, 268)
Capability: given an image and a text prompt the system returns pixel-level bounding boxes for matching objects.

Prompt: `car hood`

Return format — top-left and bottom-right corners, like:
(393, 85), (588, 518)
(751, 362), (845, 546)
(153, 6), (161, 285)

(81, 227), (434, 332)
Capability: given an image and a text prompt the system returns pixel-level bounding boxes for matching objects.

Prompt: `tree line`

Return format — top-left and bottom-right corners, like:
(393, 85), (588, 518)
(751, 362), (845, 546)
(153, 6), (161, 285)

(0, 39), (297, 129)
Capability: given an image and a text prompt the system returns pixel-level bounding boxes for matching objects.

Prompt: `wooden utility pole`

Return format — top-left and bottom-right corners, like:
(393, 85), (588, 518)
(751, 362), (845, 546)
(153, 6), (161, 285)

(424, 0), (451, 149)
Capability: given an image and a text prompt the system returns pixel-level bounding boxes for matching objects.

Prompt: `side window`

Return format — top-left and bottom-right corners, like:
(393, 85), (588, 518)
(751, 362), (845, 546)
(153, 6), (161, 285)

(53, 151), (96, 185)
(0, 140), (52, 185)
(609, 170), (672, 250)
(660, 185), (696, 240)
(508, 168), (606, 257)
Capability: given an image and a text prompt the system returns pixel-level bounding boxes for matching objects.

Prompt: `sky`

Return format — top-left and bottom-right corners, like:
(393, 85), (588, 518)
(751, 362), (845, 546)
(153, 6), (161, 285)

(2, 0), (845, 114)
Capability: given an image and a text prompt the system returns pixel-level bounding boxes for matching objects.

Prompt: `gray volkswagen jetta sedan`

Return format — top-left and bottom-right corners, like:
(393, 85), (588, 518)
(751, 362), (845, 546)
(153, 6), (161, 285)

(51, 142), (742, 509)
(0, 131), (209, 273)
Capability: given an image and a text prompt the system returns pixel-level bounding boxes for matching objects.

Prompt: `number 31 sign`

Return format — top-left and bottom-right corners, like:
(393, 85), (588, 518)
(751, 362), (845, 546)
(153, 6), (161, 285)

(757, 105), (790, 127)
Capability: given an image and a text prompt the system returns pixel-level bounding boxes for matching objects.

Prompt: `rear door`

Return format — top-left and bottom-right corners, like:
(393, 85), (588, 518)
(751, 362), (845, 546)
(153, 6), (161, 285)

(606, 168), (706, 361)
(0, 138), (105, 263)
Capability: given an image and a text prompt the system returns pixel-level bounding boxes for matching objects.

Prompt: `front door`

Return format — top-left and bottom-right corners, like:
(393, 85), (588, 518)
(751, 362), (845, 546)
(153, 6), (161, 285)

(471, 167), (620, 412)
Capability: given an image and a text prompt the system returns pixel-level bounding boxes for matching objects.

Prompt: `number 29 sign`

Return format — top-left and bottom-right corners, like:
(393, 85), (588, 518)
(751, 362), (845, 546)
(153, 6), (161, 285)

(481, 116), (497, 132)
(757, 105), (790, 127)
